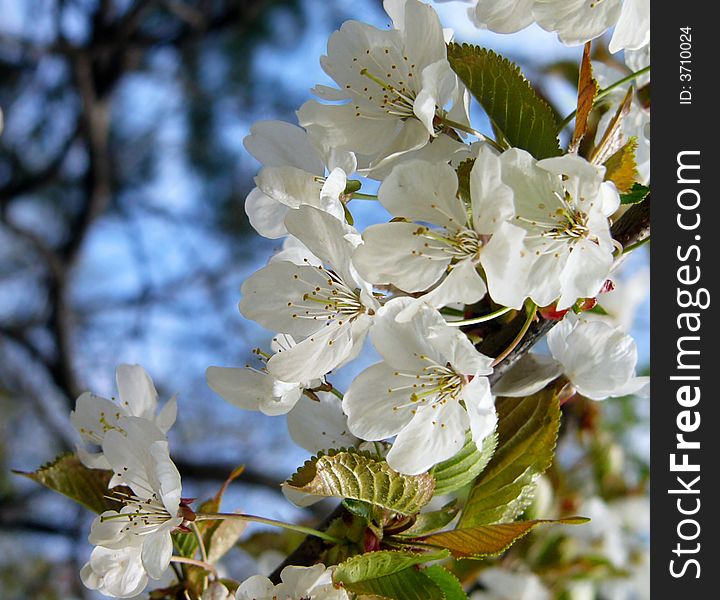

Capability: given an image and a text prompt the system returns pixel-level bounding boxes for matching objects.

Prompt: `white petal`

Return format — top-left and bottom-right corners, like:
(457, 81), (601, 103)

(116, 364), (158, 421)
(353, 222), (451, 292)
(102, 418), (165, 491)
(427, 320), (494, 377)
(525, 248), (566, 308)
(201, 582), (233, 600)
(362, 119), (431, 175)
(533, 0), (622, 47)
(470, 0), (535, 33)
(206, 366), (299, 416)
(343, 362), (418, 441)
(141, 531), (173, 580)
(239, 261), (335, 339)
(245, 187), (289, 239)
(470, 146), (515, 234)
(155, 395), (177, 434)
(387, 402), (468, 474)
(608, 0), (650, 53)
(399, 0), (446, 69)
(287, 393), (358, 453)
(149, 440), (182, 514)
(377, 160), (465, 229)
(298, 100), (395, 157)
(319, 167), (348, 221)
(267, 318), (369, 383)
(408, 257), (487, 311)
(71, 392), (125, 446)
(463, 376), (497, 446)
(492, 353), (564, 397)
(270, 236), (322, 267)
(255, 166), (322, 209)
(88, 511), (132, 547)
(244, 120), (324, 174)
(325, 148), (357, 175)
(370, 298), (447, 370)
(415, 60), (458, 132)
(284, 206), (359, 284)
(557, 238), (613, 309)
(236, 575), (277, 600)
(480, 222), (535, 310)
(311, 84), (349, 101)
(76, 445), (111, 470)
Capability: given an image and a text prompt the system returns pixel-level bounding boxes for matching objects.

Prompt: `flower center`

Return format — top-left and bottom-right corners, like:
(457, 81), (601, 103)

(412, 226), (482, 261)
(389, 355), (466, 414)
(288, 266), (368, 324)
(102, 490), (176, 534)
(78, 409), (126, 444)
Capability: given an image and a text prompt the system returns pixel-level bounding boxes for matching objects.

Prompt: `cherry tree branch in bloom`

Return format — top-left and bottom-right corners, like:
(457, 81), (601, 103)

(267, 197), (650, 582)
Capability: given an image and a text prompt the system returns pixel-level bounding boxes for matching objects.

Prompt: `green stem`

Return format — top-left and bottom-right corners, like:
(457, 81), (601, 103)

(350, 192), (378, 201)
(623, 235), (650, 254)
(492, 302), (537, 367)
(442, 118), (505, 152)
(196, 513), (345, 544)
(328, 386), (344, 400)
(558, 65), (651, 132)
(446, 306), (513, 327)
(190, 521), (209, 564)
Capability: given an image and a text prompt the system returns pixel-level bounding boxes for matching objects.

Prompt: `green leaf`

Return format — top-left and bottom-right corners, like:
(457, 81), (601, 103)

(423, 565), (469, 600)
(432, 432), (497, 496)
(284, 449), (435, 515)
(341, 568), (444, 600)
(620, 183), (650, 205)
(585, 304), (609, 316)
(416, 517), (589, 559)
(447, 44), (562, 159)
(459, 388), (561, 528)
(333, 549), (449, 600)
(455, 158), (475, 206)
(15, 453), (120, 514)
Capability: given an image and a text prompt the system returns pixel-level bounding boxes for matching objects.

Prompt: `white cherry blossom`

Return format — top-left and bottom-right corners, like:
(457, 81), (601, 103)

(244, 120), (356, 239)
(70, 364), (176, 470)
(207, 334), (319, 416)
(494, 315), (649, 400)
(298, 0), (469, 175)
(343, 298), (495, 475)
(460, 0), (649, 53)
(88, 417), (185, 582)
(353, 149), (534, 312)
(499, 149), (620, 309)
(236, 564), (348, 600)
(80, 544), (148, 599)
(239, 206), (380, 383)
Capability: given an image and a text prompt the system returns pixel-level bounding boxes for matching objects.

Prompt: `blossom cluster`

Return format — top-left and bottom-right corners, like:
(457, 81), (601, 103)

(209, 0), (649, 475)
